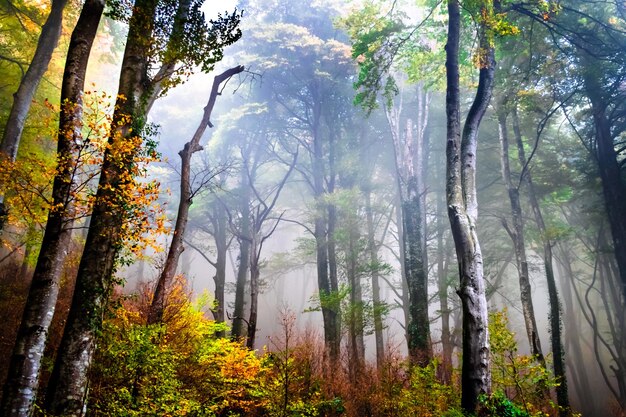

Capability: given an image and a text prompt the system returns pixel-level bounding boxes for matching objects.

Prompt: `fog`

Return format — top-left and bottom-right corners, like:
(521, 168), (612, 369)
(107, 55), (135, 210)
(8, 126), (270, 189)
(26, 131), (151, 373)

(91, 0), (626, 415)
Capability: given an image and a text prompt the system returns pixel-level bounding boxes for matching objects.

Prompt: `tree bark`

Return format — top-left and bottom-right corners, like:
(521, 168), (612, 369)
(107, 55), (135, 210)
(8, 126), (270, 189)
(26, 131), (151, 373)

(44, 0), (158, 413)
(148, 66), (244, 325)
(0, 1), (104, 415)
(445, 0), (494, 412)
(512, 108), (569, 413)
(496, 109), (545, 364)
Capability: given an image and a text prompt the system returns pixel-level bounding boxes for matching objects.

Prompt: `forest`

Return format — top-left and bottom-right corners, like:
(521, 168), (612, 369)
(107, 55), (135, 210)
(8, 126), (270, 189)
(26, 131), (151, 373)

(0, 0), (624, 416)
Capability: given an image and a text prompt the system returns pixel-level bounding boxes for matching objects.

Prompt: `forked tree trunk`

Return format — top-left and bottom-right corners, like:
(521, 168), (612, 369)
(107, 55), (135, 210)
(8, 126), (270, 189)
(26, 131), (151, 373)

(0, 1), (104, 415)
(346, 211), (365, 377)
(445, 0), (494, 412)
(148, 66), (243, 325)
(496, 110), (545, 364)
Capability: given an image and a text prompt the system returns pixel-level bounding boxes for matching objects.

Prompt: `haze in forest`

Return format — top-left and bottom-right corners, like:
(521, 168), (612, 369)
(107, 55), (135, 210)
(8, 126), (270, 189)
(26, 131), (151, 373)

(0, 0), (624, 416)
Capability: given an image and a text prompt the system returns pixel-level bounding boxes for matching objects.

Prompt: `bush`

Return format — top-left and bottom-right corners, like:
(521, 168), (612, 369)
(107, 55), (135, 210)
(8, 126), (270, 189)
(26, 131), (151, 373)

(88, 288), (266, 416)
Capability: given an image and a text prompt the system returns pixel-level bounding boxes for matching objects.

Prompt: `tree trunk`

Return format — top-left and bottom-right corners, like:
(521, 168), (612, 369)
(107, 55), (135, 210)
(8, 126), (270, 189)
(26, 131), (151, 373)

(582, 66), (626, 302)
(246, 237), (259, 349)
(231, 181), (251, 340)
(436, 184), (453, 383)
(327, 122), (341, 358)
(445, 0), (494, 412)
(387, 106), (431, 365)
(148, 66), (243, 325)
(310, 82), (340, 361)
(512, 108), (569, 413)
(0, 0), (68, 162)
(44, 0), (157, 413)
(347, 212), (365, 378)
(212, 203), (228, 337)
(365, 190), (385, 369)
(496, 110), (545, 364)
(0, 1), (104, 415)
(559, 254), (594, 416)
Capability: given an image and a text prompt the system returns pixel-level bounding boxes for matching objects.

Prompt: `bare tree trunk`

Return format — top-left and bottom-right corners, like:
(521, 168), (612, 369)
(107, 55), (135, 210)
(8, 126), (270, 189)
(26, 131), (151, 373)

(0, 2), (104, 415)
(327, 124), (341, 357)
(445, 0), (494, 412)
(512, 108), (569, 413)
(148, 66), (243, 324)
(496, 110), (545, 364)
(0, 0), (68, 162)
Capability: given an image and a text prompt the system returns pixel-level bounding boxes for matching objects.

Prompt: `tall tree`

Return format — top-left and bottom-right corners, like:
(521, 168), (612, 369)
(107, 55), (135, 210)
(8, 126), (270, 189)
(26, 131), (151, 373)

(512, 106), (569, 413)
(512, 0), (626, 301)
(0, 0), (69, 228)
(44, 1), (241, 413)
(239, 2), (354, 359)
(495, 104), (545, 365)
(0, 0), (104, 415)
(445, 0), (496, 412)
(384, 93), (432, 365)
(148, 65), (244, 325)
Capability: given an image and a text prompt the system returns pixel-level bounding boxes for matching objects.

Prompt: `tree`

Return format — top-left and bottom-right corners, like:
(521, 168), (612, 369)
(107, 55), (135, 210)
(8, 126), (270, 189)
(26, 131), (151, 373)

(238, 0), (354, 360)
(0, 0), (68, 162)
(148, 65), (244, 325)
(0, 0), (70, 229)
(0, 1), (105, 414)
(44, 1), (241, 413)
(495, 102), (545, 366)
(512, 0), (626, 303)
(444, 0), (495, 412)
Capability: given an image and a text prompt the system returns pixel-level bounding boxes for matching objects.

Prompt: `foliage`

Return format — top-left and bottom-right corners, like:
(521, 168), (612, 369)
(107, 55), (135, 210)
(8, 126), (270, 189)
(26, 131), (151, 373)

(106, 0), (243, 96)
(0, 90), (167, 266)
(489, 309), (562, 416)
(89, 282), (266, 416)
(342, 2), (406, 110)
